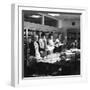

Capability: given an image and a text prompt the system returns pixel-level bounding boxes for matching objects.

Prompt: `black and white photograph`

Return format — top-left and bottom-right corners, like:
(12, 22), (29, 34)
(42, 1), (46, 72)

(23, 10), (81, 77)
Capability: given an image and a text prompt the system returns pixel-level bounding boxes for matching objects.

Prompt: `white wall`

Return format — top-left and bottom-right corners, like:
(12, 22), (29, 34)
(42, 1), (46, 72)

(0, 0), (89, 89)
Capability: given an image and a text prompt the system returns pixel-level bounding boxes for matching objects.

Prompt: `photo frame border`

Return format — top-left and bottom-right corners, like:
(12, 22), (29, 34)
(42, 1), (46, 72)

(11, 3), (87, 87)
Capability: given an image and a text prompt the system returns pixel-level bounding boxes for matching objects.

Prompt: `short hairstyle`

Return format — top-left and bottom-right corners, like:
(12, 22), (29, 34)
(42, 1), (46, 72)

(48, 33), (53, 39)
(41, 32), (45, 37)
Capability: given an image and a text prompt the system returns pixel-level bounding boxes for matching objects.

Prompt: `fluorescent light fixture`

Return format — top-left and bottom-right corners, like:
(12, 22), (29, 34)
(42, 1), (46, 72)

(48, 13), (60, 16)
(30, 15), (41, 18)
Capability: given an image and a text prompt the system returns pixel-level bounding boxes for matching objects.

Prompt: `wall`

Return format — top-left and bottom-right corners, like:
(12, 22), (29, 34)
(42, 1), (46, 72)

(58, 19), (80, 37)
(62, 19), (80, 29)
(0, 0), (89, 89)
(24, 21), (59, 32)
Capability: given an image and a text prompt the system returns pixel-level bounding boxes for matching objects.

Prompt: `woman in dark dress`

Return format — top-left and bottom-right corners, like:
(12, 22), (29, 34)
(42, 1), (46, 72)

(29, 36), (35, 56)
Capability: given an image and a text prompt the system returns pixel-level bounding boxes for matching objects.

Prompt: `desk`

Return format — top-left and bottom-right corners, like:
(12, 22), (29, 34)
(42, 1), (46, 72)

(24, 49), (80, 77)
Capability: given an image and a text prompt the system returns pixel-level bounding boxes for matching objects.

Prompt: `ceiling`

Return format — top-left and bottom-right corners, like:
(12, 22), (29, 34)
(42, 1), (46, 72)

(23, 10), (80, 21)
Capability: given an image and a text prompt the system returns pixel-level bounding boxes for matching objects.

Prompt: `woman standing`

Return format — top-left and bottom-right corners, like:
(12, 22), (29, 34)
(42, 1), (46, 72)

(34, 35), (41, 59)
(39, 32), (47, 57)
(47, 34), (55, 54)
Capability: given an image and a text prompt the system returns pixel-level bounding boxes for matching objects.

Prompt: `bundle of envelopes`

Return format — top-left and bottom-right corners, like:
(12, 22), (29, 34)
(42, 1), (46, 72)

(37, 53), (61, 64)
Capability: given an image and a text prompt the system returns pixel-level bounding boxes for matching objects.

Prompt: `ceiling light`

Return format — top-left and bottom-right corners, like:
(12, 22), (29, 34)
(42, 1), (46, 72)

(30, 15), (41, 18)
(48, 13), (60, 16)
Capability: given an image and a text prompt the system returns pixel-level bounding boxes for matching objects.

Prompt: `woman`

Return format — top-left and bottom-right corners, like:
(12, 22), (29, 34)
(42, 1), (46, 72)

(34, 35), (41, 59)
(54, 34), (63, 53)
(29, 36), (35, 57)
(54, 36), (60, 53)
(47, 34), (55, 54)
(29, 35), (41, 59)
(39, 33), (47, 57)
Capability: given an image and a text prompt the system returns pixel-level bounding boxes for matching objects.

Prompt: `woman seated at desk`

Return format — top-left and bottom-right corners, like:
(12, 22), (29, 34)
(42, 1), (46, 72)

(70, 40), (79, 49)
(54, 35), (63, 53)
